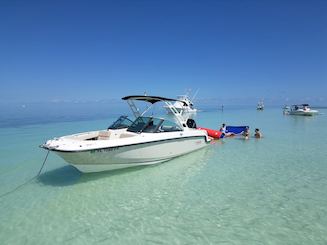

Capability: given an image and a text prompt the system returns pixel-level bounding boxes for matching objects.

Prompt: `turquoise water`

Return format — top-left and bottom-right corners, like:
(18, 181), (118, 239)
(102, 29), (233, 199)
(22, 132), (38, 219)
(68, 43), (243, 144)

(0, 108), (327, 244)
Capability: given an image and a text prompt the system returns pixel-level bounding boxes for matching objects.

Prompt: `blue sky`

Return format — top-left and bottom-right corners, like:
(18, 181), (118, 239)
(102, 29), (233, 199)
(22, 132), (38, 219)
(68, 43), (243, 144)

(0, 0), (326, 105)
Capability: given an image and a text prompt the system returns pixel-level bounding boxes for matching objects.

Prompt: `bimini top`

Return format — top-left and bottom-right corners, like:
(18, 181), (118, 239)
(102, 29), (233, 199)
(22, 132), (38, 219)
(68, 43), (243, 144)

(294, 104), (309, 106)
(291, 104), (310, 107)
(122, 95), (187, 105)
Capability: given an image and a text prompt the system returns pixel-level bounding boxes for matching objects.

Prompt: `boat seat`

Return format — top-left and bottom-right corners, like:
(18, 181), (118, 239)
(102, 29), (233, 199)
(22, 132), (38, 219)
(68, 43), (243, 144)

(98, 131), (111, 140)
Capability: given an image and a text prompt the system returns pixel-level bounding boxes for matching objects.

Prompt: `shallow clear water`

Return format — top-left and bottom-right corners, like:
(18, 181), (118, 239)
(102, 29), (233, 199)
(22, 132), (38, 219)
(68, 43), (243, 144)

(0, 108), (327, 244)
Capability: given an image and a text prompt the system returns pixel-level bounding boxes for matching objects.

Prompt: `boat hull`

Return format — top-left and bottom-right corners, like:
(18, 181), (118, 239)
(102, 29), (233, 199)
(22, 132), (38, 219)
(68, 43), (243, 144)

(54, 136), (209, 173)
(165, 105), (197, 114)
(289, 111), (318, 116)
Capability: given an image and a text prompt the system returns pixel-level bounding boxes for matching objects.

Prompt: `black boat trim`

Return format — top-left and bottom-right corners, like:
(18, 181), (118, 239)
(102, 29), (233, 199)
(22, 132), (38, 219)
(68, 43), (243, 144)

(122, 95), (188, 106)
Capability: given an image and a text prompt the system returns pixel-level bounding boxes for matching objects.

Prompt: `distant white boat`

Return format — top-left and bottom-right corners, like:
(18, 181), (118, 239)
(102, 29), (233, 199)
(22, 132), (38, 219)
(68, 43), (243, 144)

(165, 90), (198, 115)
(283, 104), (318, 116)
(257, 100), (264, 110)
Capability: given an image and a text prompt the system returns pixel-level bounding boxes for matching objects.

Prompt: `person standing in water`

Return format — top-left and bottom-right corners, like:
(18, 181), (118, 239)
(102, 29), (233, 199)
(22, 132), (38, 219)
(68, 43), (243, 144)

(219, 123), (235, 137)
(254, 128), (262, 138)
(242, 127), (250, 139)
(219, 123), (227, 133)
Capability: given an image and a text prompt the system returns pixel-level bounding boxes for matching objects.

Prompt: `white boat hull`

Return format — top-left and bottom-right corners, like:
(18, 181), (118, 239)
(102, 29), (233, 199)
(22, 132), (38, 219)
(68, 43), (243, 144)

(54, 136), (209, 173)
(165, 105), (197, 114)
(289, 110), (318, 116)
(42, 95), (211, 173)
(284, 104), (319, 116)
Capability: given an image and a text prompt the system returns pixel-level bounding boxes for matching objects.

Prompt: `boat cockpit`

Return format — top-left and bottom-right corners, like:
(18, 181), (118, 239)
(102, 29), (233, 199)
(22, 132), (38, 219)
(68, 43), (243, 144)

(127, 116), (183, 133)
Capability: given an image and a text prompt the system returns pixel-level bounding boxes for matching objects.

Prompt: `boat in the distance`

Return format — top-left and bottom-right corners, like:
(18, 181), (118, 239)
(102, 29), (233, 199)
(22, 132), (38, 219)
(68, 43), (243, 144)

(257, 100), (264, 110)
(283, 104), (319, 116)
(41, 95), (211, 173)
(165, 91), (198, 115)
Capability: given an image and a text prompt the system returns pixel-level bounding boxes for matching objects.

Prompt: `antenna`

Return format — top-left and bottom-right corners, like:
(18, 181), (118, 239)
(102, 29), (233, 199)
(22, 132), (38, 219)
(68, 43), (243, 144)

(192, 89), (200, 101)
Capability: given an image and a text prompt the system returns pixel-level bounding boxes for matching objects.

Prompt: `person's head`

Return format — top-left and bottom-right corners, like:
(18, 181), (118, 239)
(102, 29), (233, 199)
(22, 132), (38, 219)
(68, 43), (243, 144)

(255, 128), (259, 132)
(222, 123), (225, 127)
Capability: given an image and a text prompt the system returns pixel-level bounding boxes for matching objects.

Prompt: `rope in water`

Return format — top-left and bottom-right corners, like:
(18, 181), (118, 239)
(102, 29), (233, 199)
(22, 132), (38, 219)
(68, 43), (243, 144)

(0, 150), (50, 199)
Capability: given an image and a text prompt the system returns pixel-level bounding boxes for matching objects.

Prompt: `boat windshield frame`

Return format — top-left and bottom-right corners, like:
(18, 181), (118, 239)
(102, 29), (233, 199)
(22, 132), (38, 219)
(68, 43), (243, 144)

(122, 95), (189, 128)
(127, 116), (183, 133)
(127, 117), (161, 133)
(107, 115), (134, 130)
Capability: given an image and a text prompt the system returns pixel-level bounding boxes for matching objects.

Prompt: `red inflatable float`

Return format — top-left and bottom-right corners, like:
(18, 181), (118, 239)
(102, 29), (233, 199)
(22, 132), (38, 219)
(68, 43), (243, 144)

(197, 127), (222, 139)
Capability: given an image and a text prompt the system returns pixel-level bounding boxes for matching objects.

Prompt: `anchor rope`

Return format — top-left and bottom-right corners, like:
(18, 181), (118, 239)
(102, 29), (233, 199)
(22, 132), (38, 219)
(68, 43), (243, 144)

(0, 150), (50, 199)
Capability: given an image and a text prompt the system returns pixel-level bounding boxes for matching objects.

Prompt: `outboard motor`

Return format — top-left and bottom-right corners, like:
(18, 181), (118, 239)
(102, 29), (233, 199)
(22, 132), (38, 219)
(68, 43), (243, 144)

(186, 118), (197, 128)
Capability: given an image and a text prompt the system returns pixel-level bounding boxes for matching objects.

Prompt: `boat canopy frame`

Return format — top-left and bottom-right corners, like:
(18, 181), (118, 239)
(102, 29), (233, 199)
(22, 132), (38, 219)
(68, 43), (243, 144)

(290, 104), (311, 110)
(122, 95), (187, 105)
(122, 95), (189, 127)
(291, 104), (309, 107)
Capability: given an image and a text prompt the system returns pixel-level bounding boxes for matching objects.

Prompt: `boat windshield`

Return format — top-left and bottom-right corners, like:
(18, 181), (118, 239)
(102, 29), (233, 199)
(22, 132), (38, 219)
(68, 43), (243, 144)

(159, 119), (183, 132)
(126, 117), (161, 133)
(108, 116), (134, 130)
(127, 116), (182, 133)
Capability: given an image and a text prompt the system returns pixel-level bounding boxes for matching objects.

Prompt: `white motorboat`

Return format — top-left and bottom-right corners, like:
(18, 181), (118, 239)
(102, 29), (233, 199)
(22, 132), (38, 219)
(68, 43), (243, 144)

(165, 94), (197, 115)
(283, 104), (319, 116)
(257, 100), (264, 110)
(41, 95), (211, 173)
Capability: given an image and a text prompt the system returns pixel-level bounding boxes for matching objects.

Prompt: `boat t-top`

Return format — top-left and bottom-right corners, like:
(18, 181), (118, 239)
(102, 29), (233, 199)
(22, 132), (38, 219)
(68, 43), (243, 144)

(283, 104), (319, 116)
(41, 95), (211, 173)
